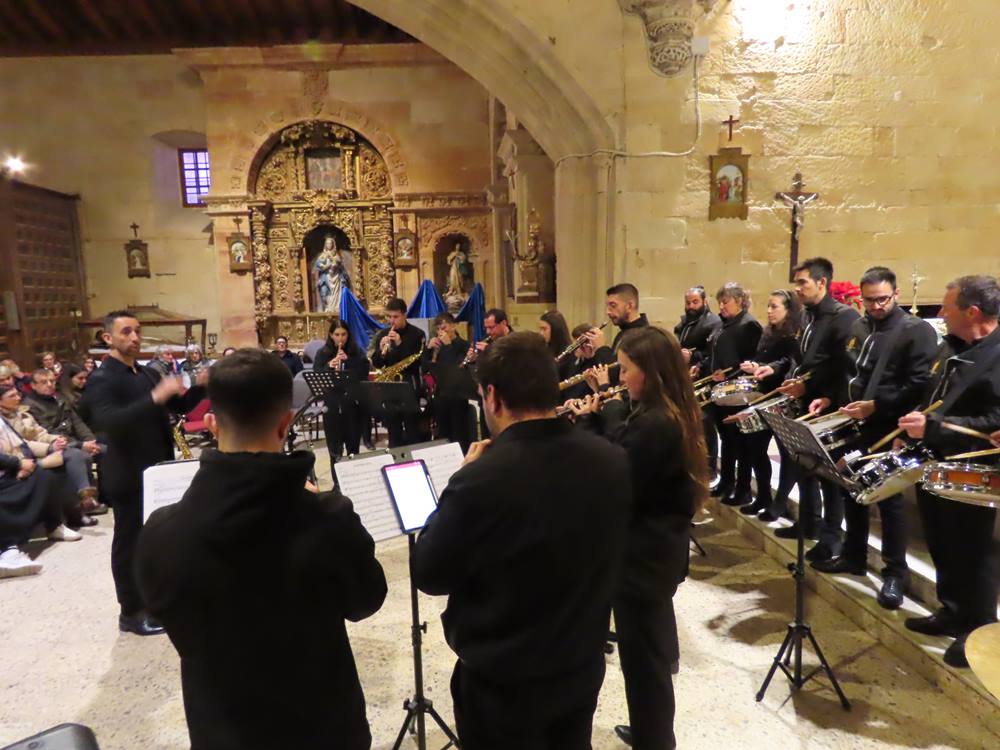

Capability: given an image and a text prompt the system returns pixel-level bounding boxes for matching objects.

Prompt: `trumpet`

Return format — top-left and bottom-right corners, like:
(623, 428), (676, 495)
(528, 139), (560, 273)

(556, 384), (628, 417)
(555, 321), (609, 364)
(460, 334), (494, 369)
(558, 362), (619, 391)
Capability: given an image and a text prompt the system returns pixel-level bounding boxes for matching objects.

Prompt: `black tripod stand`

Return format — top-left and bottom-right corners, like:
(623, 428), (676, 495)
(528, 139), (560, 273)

(392, 534), (461, 750)
(754, 417), (851, 710)
(754, 497), (851, 710)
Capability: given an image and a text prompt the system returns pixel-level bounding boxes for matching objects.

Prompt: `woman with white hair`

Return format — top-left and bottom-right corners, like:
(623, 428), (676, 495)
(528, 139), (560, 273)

(149, 345), (180, 378)
(180, 345), (210, 382)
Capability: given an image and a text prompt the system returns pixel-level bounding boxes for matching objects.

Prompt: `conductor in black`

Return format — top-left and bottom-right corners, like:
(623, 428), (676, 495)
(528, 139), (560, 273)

(136, 349), (387, 749)
(412, 332), (632, 749)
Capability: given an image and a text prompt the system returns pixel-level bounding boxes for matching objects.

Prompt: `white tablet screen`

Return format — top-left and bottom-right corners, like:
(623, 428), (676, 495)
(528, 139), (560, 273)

(382, 460), (439, 533)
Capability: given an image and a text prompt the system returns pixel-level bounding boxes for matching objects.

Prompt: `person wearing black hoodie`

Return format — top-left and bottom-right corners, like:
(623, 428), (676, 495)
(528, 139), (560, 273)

(607, 283), (650, 352)
(136, 349), (387, 749)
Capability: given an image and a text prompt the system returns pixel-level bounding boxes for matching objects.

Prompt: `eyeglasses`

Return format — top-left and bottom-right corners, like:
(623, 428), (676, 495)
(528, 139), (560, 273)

(862, 295), (894, 307)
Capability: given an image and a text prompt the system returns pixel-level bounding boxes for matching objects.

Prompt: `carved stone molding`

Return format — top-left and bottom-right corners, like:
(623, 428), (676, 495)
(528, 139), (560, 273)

(619, 0), (694, 78)
(393, 191), (489, 211)
(417, 212), (491, 261)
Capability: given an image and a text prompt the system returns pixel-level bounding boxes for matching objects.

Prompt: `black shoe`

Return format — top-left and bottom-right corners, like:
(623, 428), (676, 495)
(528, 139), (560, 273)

(614, 725), (633, 746)
(904, 610), (965, 638)
(721, 492), (751, 507)
(943, 634), (970, 668)
(710, 482), (731, 498)
(758, 509), (782, 522)
(774, 524), (817, 540)
(810, 555), (866, 575)
(804, 543), (836, 563)
(877, 576), (906, 610)
(740, 498), (769, 516)
(119, 613), (165, 636)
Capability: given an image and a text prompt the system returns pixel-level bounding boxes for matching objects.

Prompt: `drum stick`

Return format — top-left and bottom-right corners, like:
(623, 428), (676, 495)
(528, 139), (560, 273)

(855, 451), (888, 462)
(810, 411), (848, 425)
(944, 447), (1000, 461)
(940, 422), (996, 443)
(692, 367), (733, 388)
(747, 372), (813, 407)
(868, 400), (944, 452)
(795, 411), (824, 423)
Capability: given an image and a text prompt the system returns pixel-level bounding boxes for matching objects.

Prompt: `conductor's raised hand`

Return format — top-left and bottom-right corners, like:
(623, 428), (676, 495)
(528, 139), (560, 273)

(463, 439), (492, 465)
(152, 375), (185, 405)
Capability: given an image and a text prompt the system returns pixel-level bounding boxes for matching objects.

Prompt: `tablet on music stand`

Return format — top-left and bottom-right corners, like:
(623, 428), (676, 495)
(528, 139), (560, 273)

(382, 459), (439, 533)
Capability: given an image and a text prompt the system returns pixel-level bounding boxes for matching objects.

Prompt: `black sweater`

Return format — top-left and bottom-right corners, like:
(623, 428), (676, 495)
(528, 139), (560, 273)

(136, 450), (387, 750)
(421, 335), (477, 400)
(674, 309), (722, 367)
(412, 418), (630, 687)
(704, 310), (763, 375)
(793, 294), (860, 407)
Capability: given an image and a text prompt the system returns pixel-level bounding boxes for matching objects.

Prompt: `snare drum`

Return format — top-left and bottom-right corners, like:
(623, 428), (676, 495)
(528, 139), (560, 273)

(735, 395), (798, 435)
(922, 463), (1000, 508)
(850, 444), (936, 506)
(808, 414), (863, 457)
(711, 377), (762, 407)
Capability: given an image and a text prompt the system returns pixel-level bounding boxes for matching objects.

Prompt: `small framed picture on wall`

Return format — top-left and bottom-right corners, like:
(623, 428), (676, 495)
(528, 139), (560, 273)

(393, 228), (417, 268)
(228, 233), (252, 272)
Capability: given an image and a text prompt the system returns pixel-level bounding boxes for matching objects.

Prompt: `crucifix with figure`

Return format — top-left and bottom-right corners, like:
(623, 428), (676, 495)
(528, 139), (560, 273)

(775, 173), (819, 281)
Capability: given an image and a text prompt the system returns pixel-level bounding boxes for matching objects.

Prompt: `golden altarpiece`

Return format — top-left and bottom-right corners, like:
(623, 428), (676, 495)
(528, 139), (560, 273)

(235, 119), (495, 347)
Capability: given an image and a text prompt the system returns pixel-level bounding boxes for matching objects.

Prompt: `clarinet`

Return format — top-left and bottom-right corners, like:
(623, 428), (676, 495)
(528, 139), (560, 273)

(555, 321), (609, 364)
(460, 334), (494, 369)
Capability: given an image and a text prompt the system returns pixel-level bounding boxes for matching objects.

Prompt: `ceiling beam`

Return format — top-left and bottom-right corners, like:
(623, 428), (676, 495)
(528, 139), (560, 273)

(132, 0), (170, 38)
(180, 0), (216, 41)
(0, 3), (46, 42)
(77, 0), (117, 40)
(23, 0), (66, 41)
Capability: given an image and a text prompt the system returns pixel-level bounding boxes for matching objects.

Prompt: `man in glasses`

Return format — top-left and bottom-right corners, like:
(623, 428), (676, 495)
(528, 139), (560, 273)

(812, 266), (937, 610)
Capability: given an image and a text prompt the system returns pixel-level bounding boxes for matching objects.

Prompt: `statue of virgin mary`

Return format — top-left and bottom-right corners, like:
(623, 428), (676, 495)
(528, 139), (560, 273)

(313, 234), (352, 313)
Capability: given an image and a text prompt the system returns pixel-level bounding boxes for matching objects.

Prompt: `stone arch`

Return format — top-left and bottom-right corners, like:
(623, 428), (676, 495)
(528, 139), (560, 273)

(243, 105), (410, 196)
(346, 0), (614, 160)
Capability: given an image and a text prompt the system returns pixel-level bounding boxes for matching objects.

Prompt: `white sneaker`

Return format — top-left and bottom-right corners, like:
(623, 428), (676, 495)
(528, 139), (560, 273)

(47, 524), (83, 542)
(0, 547), (42, 578)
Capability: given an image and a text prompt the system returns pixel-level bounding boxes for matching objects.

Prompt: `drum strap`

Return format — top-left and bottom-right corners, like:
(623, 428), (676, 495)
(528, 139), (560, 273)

(935, 342), (1000, 416)
(860, 322), (905, 401)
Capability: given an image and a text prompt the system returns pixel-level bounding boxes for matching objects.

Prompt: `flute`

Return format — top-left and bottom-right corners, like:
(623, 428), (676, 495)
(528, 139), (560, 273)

(556, 384), (628, 417)
(558, 362), (619, 391)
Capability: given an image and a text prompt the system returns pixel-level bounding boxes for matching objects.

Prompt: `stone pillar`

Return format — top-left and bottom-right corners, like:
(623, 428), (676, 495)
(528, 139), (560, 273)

(204, 199), (258, 348)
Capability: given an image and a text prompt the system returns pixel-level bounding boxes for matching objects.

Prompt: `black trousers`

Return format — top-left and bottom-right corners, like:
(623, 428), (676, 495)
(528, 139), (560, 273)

(736, 429), (772, 505)
(322, 391), (362, 462)
(768, 440), (796, 518)
(0, 469), (63, 549)
(385, 412), (422, 448)
(614, 594), (679, 750)
(703, 412), (718, 471)
(710, 405), (741, 493)
(450, 659), (603, 750)
(917, 485), (999, 632)
(842, 494), (908, 578)
(110, 490), (144, 615)
(433, 396), (474, 454)
(796, 473), (845, 551)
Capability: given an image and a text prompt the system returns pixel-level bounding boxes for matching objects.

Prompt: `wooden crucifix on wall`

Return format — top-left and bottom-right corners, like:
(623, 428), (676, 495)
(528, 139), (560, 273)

(775, 173), (819, 281)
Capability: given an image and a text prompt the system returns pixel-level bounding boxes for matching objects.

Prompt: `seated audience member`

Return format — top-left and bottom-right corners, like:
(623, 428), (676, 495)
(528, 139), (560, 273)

(413, 332), (631, 748)
(1, 384), (97, 525)
(180, 345), (210, 381)
(58, 363), (90, 411)
(0, 383), (82, 562)
(136, 349), (387, 749)
(1, 360), (33, 394)
(25, 368), (105, 515)
(272, 336), (304, 376)
(82, 356), (96, 374)
(0, 365), (13, 390)
(149, 346), (181, 378)
(40, 351), (63, 377)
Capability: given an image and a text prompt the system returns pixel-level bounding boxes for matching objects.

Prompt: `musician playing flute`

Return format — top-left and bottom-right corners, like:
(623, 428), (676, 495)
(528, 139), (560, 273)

(897, 275), (1000, 668)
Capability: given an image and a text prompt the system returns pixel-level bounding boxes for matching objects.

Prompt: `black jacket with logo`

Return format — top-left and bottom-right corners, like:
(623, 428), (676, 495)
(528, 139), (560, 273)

(792, 294), (861, 408)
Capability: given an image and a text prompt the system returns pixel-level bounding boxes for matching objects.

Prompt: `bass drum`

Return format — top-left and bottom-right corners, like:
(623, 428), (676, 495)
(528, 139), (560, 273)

(849, 444), (937, 506)
(922, 462), (1000, 508)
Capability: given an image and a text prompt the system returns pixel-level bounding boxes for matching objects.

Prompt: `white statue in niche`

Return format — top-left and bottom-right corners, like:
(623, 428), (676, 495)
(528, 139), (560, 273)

(313, 234), (351, 313)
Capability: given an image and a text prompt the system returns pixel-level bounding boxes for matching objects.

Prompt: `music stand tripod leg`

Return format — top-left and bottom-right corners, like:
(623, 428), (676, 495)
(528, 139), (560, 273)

(391, 534), (462, 750)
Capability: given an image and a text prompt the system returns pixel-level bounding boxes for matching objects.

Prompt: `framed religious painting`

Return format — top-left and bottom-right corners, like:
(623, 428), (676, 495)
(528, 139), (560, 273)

(709, 147), (749, 220)
(227, 232), (252, 272)
(393, 228), (417, 268)
(124, 239), (150, 278)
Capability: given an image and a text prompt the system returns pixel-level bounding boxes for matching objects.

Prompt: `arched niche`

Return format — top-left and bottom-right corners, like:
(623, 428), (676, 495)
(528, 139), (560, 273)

(434, 232), (474, 312)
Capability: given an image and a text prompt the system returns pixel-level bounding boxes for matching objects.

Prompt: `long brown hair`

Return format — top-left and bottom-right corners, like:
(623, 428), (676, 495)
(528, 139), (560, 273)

(618, 326), (709, 509)
(540, 310), (572, 357)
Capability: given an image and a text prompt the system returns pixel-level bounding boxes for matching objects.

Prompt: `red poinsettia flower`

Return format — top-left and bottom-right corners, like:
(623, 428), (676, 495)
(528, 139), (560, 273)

(830, 281), (862, 310)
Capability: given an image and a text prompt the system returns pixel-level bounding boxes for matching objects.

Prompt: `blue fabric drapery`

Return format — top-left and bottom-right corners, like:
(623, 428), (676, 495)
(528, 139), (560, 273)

(407, 279), (447, 319)
(339, 288), (385, 352)
(456, 283), (487, 342)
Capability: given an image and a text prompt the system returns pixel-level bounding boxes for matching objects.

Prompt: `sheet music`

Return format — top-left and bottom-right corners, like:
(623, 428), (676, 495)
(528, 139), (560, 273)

(142, 461), (201, 523)
(334, 452), (401, 542)
(411, 442), (465, 496)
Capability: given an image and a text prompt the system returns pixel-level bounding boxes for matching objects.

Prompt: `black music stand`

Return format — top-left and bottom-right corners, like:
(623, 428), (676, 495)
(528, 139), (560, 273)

(755, 411), (851, 711)
(303, 369), (349, 398)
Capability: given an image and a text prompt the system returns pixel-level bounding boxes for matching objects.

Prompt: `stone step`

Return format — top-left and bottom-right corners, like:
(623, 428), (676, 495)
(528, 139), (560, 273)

(701, 496), (1000, 737)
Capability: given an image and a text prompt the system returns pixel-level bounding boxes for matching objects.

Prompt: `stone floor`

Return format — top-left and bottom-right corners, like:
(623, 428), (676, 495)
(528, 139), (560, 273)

(1, 447), (998, 749)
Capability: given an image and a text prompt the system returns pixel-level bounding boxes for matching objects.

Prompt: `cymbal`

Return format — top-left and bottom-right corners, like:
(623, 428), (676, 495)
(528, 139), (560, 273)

(966, 622), (1000, 701)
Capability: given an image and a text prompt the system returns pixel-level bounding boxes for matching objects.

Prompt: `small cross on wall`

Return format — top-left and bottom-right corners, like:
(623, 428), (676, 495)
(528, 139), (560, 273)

(723, 115), (740, 141)
(129, 222), (140, 238)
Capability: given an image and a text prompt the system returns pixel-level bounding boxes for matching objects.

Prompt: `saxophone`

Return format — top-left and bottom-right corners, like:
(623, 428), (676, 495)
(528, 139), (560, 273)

(372, 346), (425, 382)
(172, 420), (194, 460)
